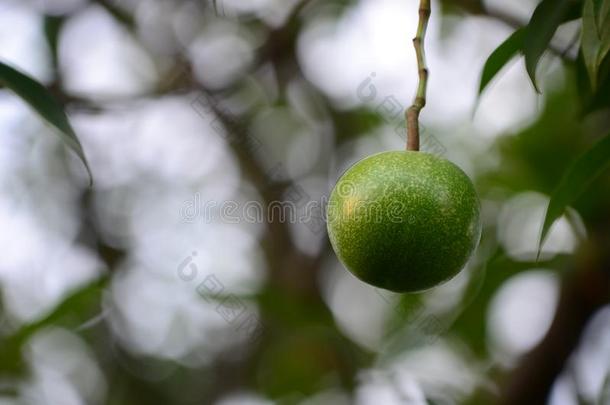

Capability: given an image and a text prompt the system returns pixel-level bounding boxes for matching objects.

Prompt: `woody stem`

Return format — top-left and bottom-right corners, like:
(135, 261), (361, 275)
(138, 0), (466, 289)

(406, 0), (430, 151)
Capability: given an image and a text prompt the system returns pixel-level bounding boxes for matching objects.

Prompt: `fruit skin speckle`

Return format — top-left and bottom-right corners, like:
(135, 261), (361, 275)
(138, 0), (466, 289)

(327, 151), (481, 293)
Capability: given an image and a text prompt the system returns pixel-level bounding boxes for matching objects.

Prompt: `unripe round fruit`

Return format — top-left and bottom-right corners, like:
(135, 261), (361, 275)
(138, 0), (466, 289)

(327, 151), (481, 293)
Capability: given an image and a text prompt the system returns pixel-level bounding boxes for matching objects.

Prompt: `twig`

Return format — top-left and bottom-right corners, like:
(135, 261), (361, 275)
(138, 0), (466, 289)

(406, 0), (431, 151)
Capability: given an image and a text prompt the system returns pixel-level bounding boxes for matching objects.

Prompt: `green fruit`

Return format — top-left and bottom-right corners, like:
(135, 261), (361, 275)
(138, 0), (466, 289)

(327, 151), (481, 293)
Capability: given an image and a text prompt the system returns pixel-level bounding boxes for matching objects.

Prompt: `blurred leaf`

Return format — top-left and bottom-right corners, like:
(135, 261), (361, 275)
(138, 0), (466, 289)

(458, 260), (489, 311)
(601, 370), (610, 404)
(0, 276), (108, 375)
(439, 0), (485, 15)
(0, 60), (92, 185)
(383, 290), (424, 334)
(333, 107), (385, 143)
(477, 28), (525, 97)
(377, 263), (488, 366)
(597, 0), (610, 73)
(453, 249), (571, 356)
(581, 0), (610, 89)
(538, 133), (610, 254)
(257, 330), (353, 400)
(524, 0), (580, 92)
(577, 50), (610, 114)
(583, 0), (602, 88)
(13, 277), (107, 341)
(593, 0), (603, 14)
(43, 15), (64, 70)
(485, 82), (588, 193)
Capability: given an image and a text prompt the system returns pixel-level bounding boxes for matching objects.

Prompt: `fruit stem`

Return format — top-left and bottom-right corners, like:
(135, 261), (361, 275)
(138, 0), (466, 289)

(406, 0), (430, 151)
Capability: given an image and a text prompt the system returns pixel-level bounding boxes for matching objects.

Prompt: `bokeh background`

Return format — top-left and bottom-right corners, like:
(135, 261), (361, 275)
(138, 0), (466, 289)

(0, 0), (609, 404)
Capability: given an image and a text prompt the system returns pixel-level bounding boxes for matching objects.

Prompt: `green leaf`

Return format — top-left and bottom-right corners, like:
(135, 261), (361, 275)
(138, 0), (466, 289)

(12, 276), (108, 342)
(576, 50), (610, 114)
(597, 0), (610, 71)
(583, 0), (602, 89)
(0, 60), (92, 186)
(538, 133), (610, 255)
(0, 276), (108, 375)
(478, 28), (526, 96)
(593, 0), (604, 16)
(524, 0), (578, 92)
(581, 0), (610, 90)
(43, 15), (64, 70)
